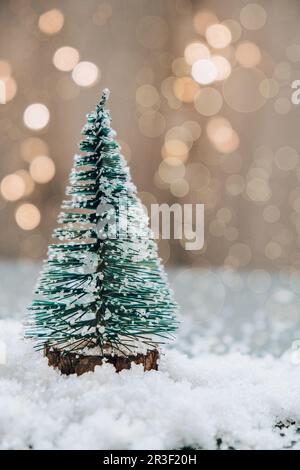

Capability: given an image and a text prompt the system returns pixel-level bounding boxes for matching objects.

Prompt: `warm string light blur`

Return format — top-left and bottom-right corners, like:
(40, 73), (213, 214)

(15, 203), (41, 231)
(133, 1), (296, 268)
(72, 61), (99, 87)
(53, 47), (80, 72)
(38, 8), (64, 35)
(0, 4), (103, 241)
(0, 0), (299, 268)
(23, 103), (50, 130)
(0, 59), (17, 103)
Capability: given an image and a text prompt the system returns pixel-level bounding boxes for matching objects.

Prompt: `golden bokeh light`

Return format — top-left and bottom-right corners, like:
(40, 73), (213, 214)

(167, 96), (182, 110)
(206, 117), (233, 145)
(0, 60), (11, 78)
(158, 158), (185, 183)
(235, 42), (261, 68)
(184, 42), (210, 65)
(194, 87), (223, 116)
(165, 126), (193, 148)
(30, 156), (56, 184)
(162, 140), (189, 162)
(1, 174), (26, 201)
(170, 179), (189, 197)
(154, 170), (169, 189)
(172, 57), (191, 77)
(205, 24), (232, 49)
(53, 46), (80, 72)
(16, 170), (35, 197)
(72, 61), (99, 87)
(136, 16), (168, 50)
(220, 45), (237, 67)
(214, 129), (239, 154)
(23, 103), (50, 130)
(136, 84), (160, 108)
(240, 3), (267, 31)
(0, 2), (297, 269)
(259, 78), (279, 99)
(222, 19), (242, 43)
(161, 76), (176, 99)
(21, 137), (49, 162)
(182, 121), (202, 141)
(193, 10), (218, 35)
(192, 59), (218, 85)
(0, 76), (17, 103)
(211, 55), (232, 81)
(173, 76), (199, 103)
(38, 9), (64, 35)
(15, 203), (41, 231)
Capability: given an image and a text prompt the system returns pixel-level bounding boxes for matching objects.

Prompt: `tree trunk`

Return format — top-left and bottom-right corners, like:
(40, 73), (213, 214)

(44, 346), (159, 376)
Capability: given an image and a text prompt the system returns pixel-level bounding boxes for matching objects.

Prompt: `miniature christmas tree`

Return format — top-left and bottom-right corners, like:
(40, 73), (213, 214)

(25, 89), (178, 375)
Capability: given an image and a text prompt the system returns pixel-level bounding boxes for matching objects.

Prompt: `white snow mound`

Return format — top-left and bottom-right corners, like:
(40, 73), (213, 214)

(0, 319), (300, 450)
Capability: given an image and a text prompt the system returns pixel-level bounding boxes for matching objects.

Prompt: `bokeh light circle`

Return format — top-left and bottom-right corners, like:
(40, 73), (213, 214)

(192, 59), (217, 85)
(30, 156), (56, 184)
(53, 46), (79, 72)
(72, 62), (99, 87)
(23, 103), (50, 130)
(15, 203), (41, 231)
(235, 42), (261, 68)
(136, 84), (160, 108)
(184, 42), (210, 65)
(194, 88), (223, 116)
(206, 24), (232, 49)
(240, 3), (267, 30)
(38, 9), (64, 35)
(223, 67), (266, 113)
(1, 174), (25, 201)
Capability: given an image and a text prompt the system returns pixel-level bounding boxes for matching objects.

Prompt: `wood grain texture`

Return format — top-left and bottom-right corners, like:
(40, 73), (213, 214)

(45, 346), (159, 375)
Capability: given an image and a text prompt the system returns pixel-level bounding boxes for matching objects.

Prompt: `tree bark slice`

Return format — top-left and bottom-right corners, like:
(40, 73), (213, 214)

(44, 346), (159, 376)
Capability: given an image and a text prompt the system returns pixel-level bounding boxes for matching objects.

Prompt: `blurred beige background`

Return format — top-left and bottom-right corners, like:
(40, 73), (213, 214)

(1, 0), (300, 270)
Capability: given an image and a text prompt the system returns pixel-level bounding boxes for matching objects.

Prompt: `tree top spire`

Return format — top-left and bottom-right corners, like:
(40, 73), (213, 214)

(100, 88), (110, 106)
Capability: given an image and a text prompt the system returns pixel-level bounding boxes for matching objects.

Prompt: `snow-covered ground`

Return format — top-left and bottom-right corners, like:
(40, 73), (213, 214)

(1, 260), (300, 449)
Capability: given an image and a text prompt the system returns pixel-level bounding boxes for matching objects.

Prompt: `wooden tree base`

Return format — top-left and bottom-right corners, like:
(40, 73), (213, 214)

(44, 346), (159, 376)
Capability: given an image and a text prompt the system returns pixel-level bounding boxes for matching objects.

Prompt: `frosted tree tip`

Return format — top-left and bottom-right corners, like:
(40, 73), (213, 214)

(101, 88), (110, 102)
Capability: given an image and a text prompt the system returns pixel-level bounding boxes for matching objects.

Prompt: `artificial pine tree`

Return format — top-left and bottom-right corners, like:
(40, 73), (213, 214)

(26, 89), (178, 375)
